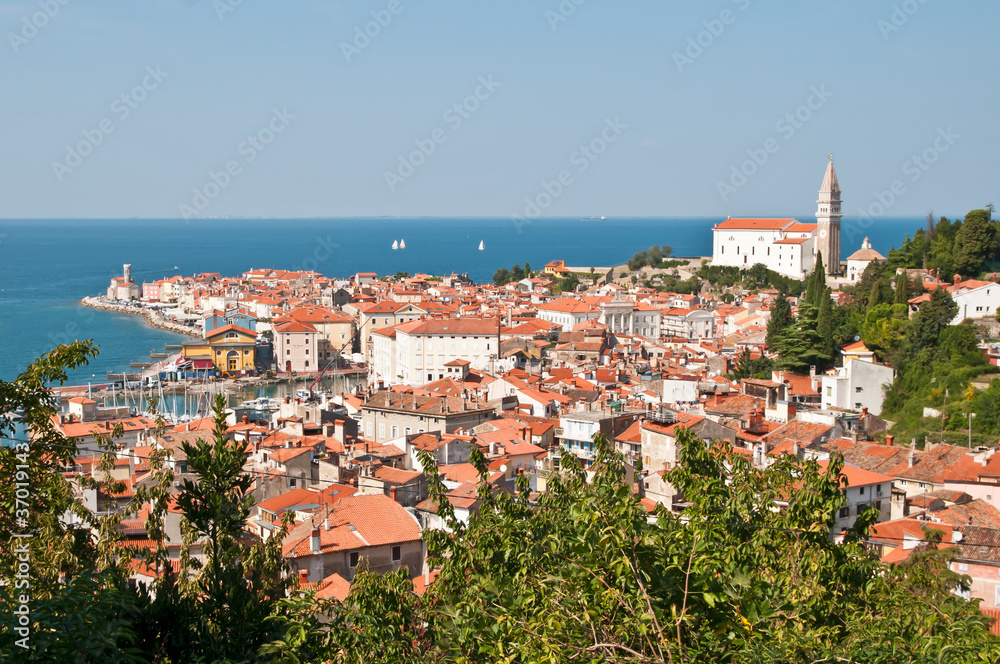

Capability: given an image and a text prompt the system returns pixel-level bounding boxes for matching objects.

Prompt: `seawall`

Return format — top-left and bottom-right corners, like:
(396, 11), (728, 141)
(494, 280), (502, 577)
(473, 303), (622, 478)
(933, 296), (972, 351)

(79, 297), (201, 338)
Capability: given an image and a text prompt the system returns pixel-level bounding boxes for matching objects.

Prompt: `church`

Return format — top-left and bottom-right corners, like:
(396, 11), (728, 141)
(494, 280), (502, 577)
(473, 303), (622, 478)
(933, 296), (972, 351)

(711, 159), (842, 280)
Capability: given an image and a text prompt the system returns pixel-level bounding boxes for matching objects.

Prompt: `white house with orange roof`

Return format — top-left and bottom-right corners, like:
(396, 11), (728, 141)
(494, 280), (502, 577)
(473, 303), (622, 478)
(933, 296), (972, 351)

(274, 320), (319, 373)
(907, 275), (1000, 324)
(816, 460), (893, 535)
(536, 298), (599, 331)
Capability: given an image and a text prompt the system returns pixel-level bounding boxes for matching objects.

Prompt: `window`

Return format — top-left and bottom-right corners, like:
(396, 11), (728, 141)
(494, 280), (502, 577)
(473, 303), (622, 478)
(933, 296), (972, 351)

(859, 486), (865, 496)
(855, 386), (863, 393)
(391, 545), (401, 562)
(349, 552), (359, 568)
(378, 423), (385, 439)
(290, 478), (296, 488)
(305, 349), (309, 355)
(838, 507), (849, 518)
(391, 426), (399, 438)
(826, 386), (832, 396)
(287, 349), (291, 355)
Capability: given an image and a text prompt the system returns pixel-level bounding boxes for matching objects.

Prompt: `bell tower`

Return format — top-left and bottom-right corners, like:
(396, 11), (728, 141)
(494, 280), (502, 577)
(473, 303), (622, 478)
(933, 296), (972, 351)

(815, 156), (842, 276)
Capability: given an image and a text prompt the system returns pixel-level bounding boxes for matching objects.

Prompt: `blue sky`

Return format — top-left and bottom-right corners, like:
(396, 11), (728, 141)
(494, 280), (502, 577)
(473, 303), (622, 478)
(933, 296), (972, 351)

(1, 0), (996, 219)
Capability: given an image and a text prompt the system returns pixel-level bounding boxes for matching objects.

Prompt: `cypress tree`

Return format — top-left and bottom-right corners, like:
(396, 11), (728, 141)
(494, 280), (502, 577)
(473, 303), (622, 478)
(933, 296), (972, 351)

(817, 288), (834, 365)
(806, 252), (826, 307)
(894, 270), (908, 305)
(868, 279), (884, 312)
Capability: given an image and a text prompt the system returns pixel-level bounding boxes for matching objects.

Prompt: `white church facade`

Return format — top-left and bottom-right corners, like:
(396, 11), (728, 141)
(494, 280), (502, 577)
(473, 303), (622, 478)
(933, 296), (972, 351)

(712, 159), (843, 280)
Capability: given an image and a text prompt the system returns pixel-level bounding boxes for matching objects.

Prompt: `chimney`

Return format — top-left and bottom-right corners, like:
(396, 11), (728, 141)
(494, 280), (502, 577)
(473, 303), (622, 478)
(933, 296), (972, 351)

(242, 415), (249, 424)
(886, 434), (894, 447)
(334, 420), (345, 443)
(298, 568), (309, 585)
(390, 486), (398, 502)
(908, 447), (915, 468)
(860, 407), (868, 418)
(285, 396), (290, 404)
(954, 273), (962, 285)
(310, 528), (321, 554)
(792, 441), (800, 457)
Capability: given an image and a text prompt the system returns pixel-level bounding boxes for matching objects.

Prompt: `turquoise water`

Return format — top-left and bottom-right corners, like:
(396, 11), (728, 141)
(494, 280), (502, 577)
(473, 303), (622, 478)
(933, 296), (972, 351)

(0, 216), (926, 382)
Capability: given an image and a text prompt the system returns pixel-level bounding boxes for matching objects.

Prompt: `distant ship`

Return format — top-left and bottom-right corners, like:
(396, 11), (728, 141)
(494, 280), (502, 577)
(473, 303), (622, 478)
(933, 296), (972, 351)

(582, 216), (606, 221)
(392, 240), (399, 250)
(478, 240), (485, 251)
(399, 239), (406, 249)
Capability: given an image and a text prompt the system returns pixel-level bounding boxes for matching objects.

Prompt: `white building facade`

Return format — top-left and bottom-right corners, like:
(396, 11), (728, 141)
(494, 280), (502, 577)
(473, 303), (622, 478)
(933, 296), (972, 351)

(712, 159), (845, 279)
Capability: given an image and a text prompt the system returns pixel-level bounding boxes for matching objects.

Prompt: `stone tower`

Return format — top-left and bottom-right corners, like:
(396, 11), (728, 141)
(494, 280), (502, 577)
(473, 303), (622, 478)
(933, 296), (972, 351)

(124, 263), (132, 283)
(815, 157), (842, 276)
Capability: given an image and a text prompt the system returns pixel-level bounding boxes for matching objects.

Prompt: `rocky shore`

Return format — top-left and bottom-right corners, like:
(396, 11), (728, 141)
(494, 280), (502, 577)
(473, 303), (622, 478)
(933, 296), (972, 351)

(79, 296), (202, 338)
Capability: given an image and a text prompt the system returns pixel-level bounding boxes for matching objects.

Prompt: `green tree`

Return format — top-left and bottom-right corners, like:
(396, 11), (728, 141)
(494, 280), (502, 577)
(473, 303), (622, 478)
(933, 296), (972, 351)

(893, 270), (909, 305)
(174, 396), (291, 661)
(772, 302), (831, 373)
(806, 252), (826, 307)
(860, 303), (910, 364)
(816, 289), (834, 360)
(954, 209), (998, 277)
(492, 267), (510, 286)
(867, 278), (885, 312)
(264, 428), (1000, 662)
(766, 295), (793, 348)
(905, 286), (959, 359)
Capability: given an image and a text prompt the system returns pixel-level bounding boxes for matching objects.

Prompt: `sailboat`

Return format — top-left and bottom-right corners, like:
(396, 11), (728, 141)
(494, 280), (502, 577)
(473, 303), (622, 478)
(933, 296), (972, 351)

(399, 239), (406, 249)
(391, 240), (399, 250)
(478, 240), (485, 251)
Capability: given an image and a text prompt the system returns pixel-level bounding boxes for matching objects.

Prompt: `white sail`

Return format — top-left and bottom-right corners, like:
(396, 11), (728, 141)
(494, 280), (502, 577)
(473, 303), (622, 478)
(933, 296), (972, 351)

(399, 239), (406, 249)
(478, 240), (485, 251)
(392, 240), (399, 250)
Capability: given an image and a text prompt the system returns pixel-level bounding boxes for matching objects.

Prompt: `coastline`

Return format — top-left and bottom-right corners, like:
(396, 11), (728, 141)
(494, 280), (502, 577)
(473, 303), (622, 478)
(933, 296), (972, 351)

(79, 296), (201, 339)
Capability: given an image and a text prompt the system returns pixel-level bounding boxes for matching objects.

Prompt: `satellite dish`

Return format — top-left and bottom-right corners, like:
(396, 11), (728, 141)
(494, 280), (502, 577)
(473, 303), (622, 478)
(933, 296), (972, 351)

(854, 335), (860, 341)
(499, 465), (508, 473)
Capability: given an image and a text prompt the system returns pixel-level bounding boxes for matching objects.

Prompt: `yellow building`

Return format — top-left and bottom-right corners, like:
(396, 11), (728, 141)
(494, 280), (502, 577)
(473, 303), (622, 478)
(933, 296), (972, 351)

(182, 324), (257, 376)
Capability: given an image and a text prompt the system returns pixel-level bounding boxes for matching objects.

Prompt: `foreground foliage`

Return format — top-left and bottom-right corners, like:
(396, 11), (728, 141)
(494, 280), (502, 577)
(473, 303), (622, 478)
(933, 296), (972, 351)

(3, 345), (1000, 663)
(264, 430), (999, 663)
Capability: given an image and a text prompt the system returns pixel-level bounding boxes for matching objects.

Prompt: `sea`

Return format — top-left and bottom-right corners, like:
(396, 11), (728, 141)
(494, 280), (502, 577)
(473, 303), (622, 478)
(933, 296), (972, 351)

(0, 216), (928, 384)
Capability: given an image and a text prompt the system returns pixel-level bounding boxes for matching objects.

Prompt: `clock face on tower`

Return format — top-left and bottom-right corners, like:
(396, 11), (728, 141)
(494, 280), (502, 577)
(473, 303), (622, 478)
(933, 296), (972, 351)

(820, 229), (827, 239)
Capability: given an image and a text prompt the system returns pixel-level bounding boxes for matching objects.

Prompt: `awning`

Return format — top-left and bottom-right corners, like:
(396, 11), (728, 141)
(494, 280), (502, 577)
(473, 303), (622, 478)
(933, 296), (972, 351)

(191, 360), (214, 369)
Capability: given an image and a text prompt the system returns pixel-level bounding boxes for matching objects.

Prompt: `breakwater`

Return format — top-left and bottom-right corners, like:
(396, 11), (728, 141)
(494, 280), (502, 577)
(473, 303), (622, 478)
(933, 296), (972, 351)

(79, 297), (201, 338)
